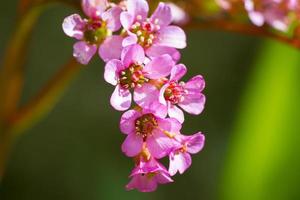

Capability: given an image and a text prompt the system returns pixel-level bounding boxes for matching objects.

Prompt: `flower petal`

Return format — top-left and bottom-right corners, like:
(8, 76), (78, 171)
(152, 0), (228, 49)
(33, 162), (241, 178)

(73, 41), (97, 65)
(147, 129), (176, 159)
(122, 133), (143, 157)
(120, 109), (140, 134)
(120, 12), (135, 30)
(150, 2), (172, 28)
(126, 174), (158, 192)
(186, 132), (205, 154)
(121, 44), (145, 67)
(170, 64), (187, 81)
(127, 0), (149, 19)
(185, 75), (206, 93)
(168, 104), (184, 123)
(156, 26), (186, 49)
(166, 2), (189, 25)
(99, 35), (123, 62)
(158, 118), (182, 134)
(179, 93), (205, 115)
(134, 83), (159, 108)
(82, 0), (108, 18)
(122, 35), (138, 47)
(62, 14), (85, 40)
(144, 54), (173, 79)
(104, 59), (123, 85)
(102, 6), (122, 31)
(146, 45), (181, 62)
(159, 83), (169, 106)
(110, 85), (132, 111)
(155, 172), (173, 184)
(168, 152), (191, 175)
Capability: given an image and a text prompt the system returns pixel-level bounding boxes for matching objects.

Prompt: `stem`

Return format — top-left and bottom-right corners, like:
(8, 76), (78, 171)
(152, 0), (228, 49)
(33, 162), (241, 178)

(8, 58), (81, 136)
(0, 5), (44, 129)
(185, 19), (300, 49)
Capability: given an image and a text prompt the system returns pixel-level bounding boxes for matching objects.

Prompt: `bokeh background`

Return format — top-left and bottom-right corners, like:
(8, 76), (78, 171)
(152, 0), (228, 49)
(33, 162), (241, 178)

(1, 1), (300, 200)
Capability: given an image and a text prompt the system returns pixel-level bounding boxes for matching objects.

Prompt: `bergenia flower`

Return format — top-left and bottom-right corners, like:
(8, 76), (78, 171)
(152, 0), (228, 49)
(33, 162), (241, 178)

(120, 105), (181, 159)
(120, 0), (186, 61)
(62, 0), (123, 64)
(135, 64), (206, 123)
(126, 157), (173, 192)
(169, 132), (205, 176)
(244, 0), (294, 31)
(104, 44), (173, 111)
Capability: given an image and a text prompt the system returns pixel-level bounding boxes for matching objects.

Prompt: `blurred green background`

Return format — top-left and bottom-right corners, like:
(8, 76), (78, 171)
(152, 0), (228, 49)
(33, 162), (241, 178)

(1, 1), (300, 200)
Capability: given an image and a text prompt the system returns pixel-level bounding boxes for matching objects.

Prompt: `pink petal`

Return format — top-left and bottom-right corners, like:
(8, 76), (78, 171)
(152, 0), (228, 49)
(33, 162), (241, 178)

(146, 129), (175, 159)
(62, 14), (85, 40)
(158, 118), (182, 134)
(170, 64), (187, 81)
(159, 83), (169, 106)
(168, 152), (191, 175)
(144, 54), (173, 79)
(155, 172), (173, 184)
(168, 104), (184, 123)
(102, 6), (122, 31)
(248, 11), (265, 26)
(110, 85), (132, 111)
(166, 2), (189, 25)
(126, 175), (158, 192)
(134, 83), (159, 108)
(127, 0), (149, 19)
(122, 35), (138, 47)
(150, 2), (172, 28)
(120, 109), (140, 135)
(82, 0), (108, 18)
(121, 44), (145, 67)
(73, 41), (97, 65)
(186, 132), (205, 154)
(120, 12), (134, 30)
(146, 101), (168, 118)
(185, 75), (206, 93)
(146, 45), (181, 62)
(99, 35), (123, 62)
(122, 133), (143, 157)
(156, 26), (186, 49)
(178, 94), (205, 115)
(104, 59), (123, 85)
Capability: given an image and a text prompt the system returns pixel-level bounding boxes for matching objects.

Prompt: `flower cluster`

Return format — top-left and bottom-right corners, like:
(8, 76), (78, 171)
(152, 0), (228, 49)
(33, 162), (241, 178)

(63, 0), (206, 192)
(216, 0), (300, 32)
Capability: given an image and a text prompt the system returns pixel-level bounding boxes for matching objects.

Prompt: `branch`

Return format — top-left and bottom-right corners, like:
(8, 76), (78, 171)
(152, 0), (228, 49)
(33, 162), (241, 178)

(8, 58), (81, 136)
(184, 19), (300, 49)
(0, 5), (45, 128)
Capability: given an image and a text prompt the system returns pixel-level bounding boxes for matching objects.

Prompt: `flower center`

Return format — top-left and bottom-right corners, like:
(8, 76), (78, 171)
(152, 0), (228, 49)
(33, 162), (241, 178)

(130, 16), (160, 48)
(164, 81), (186, 104)
(84, 19), (110, 45)
(119, 64), (149, 89)
(135, 113), (158, 139)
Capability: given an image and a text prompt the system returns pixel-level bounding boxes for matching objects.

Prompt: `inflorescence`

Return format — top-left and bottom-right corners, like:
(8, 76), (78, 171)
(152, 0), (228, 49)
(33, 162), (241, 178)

(63, 0), (206, 192)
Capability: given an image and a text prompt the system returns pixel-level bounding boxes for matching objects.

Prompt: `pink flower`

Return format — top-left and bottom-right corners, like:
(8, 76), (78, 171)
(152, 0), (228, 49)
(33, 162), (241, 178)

(104, 44), (174, 111)
(169, 132), (205, 176)
(120, 0), (186, 62)
(126, 157), (173, 192)
(244, 0), (294, 31)
(135, 64), (206, 123)
(120, 105), (181, 159)
(62, 0), (123, 64)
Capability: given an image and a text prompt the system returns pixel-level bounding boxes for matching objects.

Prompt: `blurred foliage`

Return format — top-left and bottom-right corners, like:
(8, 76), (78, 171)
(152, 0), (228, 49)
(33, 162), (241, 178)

(221, 41), (300, 200)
